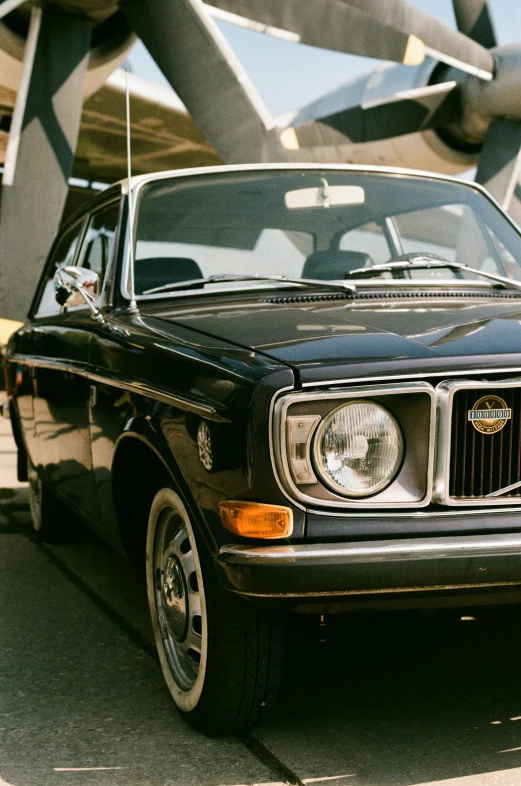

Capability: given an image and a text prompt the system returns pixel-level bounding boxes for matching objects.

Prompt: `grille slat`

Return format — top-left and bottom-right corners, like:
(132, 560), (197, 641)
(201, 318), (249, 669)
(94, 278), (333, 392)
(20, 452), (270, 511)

(479, 428), (484, 497)
(450, 387), (521, 499)
(452, 394), (459, 494)
(501, 426), (506, 491)
(516, 400), (521, 492)
(470, 400), (476, 497)
(489, 427), (494, 495)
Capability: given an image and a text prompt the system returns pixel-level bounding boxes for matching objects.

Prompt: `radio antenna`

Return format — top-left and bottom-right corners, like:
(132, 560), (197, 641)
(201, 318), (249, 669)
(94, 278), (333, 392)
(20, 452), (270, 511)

(125, 68), (138, 313)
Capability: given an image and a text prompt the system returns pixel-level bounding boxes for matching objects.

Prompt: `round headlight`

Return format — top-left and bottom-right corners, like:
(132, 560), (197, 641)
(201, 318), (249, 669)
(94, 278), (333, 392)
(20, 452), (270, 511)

(313, 401), (403, 497)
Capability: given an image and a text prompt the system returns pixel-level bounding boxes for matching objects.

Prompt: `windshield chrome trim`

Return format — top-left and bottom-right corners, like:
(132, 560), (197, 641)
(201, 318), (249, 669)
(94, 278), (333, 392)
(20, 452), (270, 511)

(271, 381), (436, 511)
(120, 161), (508, 195)
(120, 162), (521, 303)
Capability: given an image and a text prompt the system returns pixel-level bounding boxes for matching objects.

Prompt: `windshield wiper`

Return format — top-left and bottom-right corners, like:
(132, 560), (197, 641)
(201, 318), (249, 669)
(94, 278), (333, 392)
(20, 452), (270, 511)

(143, 273), (356, 296)
(345, 258), (521, 291)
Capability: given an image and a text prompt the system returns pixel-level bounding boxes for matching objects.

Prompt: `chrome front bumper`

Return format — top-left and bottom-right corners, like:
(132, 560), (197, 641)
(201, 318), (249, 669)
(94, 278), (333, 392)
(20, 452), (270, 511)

(217, 533), (521, 598)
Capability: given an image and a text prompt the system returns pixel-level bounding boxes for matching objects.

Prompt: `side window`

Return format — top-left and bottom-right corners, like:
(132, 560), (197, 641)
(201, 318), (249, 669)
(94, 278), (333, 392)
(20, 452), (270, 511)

(76, 202), (119, 296)
(34, 220), (84, 318)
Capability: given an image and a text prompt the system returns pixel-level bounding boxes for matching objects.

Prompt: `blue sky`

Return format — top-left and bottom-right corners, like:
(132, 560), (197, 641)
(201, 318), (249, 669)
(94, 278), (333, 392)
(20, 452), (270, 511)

(127, 1), (521, 117)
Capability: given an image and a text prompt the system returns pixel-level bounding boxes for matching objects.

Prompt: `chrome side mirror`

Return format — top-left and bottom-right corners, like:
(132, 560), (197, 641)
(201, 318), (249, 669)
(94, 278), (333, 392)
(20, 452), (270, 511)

(52, 265), (129, 336)
(54, 265), (100, 308)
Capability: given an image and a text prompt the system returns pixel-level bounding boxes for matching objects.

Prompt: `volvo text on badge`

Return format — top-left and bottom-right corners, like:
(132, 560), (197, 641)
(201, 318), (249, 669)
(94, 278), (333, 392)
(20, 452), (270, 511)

(468, 395), (512, 434)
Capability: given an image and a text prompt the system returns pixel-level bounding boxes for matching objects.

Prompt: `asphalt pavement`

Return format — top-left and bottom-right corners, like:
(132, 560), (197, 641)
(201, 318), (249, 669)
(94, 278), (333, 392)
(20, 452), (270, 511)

(3, 416), (521, 786)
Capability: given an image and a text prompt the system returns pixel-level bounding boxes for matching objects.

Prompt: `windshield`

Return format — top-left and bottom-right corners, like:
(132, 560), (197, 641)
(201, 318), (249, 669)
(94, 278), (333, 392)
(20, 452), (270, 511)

(130, 170), (521, 298)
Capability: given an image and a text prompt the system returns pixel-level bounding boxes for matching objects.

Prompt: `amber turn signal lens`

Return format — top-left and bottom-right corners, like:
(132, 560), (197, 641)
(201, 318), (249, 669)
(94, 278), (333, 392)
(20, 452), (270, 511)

(220, 501), (293, 539)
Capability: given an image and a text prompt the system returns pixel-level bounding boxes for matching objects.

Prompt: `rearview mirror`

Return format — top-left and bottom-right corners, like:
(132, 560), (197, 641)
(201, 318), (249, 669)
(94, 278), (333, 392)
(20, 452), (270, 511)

(54, 266), (99, 308)
(285, 180), (365, 210)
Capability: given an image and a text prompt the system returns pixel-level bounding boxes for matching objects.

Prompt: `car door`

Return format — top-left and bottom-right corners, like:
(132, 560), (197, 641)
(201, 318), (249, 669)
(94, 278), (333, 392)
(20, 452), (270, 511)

(28, 199), (118, 524)
(72, 200), (122, 533)
(26, 213), (101, 521)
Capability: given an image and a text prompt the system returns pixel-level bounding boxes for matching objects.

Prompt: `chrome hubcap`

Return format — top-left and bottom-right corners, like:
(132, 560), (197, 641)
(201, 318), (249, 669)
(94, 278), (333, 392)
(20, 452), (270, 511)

(161, 554), (187, 640)
(154, 509), (203, 691)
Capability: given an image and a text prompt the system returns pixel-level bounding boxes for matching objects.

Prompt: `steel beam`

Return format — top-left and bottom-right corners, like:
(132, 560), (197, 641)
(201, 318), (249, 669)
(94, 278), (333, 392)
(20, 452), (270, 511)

(0, 0), (26, 20)
(0, 5), (90, 321)
(120, 0), (288, 165)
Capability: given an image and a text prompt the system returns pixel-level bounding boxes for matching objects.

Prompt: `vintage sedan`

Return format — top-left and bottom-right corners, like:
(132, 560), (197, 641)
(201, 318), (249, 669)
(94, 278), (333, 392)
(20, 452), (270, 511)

(7, 164), (521, 734)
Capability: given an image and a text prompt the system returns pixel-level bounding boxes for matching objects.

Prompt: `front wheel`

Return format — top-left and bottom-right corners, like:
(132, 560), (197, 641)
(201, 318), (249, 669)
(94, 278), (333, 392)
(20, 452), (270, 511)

(146, 487), (285, 735)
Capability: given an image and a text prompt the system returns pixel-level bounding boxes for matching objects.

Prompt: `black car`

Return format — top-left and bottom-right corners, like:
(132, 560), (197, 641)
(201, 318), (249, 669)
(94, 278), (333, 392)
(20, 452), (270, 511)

(7, 164), (521, 734)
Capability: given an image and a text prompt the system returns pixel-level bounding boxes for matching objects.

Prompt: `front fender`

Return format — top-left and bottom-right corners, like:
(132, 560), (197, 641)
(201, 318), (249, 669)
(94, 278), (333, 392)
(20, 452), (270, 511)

(112, 413), (220, 557)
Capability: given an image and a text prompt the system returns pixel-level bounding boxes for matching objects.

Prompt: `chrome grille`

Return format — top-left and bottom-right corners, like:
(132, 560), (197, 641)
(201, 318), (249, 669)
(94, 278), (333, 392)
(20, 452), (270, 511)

(449, 387), (521, 499)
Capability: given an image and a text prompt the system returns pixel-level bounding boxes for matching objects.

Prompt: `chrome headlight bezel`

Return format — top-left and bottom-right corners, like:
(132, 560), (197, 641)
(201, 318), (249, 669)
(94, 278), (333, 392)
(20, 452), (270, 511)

(271, 381), (436, 510)
(312, 399), (404, 498)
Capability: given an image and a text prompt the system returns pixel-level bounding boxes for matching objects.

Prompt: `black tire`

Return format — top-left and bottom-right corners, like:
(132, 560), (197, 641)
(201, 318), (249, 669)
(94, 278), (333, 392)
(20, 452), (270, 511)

(146, 487), (285, 735)
(27, 459), (68, 543)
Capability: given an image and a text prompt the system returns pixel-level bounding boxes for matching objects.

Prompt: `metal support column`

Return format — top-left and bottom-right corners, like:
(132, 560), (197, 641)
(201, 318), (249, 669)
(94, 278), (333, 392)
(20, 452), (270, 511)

(0, 5), (91, 321)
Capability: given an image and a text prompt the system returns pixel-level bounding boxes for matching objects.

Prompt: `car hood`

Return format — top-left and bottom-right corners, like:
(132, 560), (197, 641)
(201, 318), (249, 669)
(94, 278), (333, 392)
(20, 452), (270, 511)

(150, 294), (521, 384)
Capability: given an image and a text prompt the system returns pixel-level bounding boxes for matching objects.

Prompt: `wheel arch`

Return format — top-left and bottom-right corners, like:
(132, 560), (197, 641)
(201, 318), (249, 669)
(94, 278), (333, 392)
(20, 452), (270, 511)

(111, 423), (214, 570)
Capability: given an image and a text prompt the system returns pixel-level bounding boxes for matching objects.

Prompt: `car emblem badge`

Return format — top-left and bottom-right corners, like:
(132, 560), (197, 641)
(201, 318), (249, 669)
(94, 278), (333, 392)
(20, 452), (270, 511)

(468, 395), (511, 434)
(197, 421), (213, 471)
